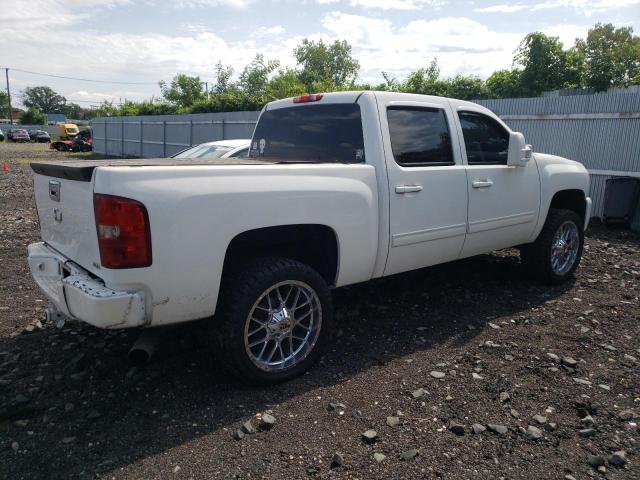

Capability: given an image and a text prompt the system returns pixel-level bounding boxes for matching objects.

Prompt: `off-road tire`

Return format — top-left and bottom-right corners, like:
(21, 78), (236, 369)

(211, 257), (333, 385)
(521, 208), (584, 284)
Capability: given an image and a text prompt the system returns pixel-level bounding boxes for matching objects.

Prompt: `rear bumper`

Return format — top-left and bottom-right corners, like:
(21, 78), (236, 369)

(27, 242), (146, 329)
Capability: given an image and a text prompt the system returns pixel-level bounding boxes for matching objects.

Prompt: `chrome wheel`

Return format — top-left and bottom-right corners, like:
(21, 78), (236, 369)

(550, 220), (579, 275)
(244, 280), (322, 372)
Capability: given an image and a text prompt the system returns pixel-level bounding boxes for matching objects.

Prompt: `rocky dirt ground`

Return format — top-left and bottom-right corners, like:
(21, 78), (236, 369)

(0, 142), (638, 480)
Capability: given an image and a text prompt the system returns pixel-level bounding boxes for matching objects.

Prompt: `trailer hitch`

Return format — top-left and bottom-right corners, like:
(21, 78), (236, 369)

(45, 303), (70, 329)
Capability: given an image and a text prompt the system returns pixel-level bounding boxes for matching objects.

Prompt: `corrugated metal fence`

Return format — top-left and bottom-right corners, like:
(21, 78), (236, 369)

(92, 111), (259, 158)
(92, 89), (640, 228)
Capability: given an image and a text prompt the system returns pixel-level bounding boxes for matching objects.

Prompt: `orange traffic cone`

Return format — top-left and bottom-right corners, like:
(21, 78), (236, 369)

(2, 163), (8, 172)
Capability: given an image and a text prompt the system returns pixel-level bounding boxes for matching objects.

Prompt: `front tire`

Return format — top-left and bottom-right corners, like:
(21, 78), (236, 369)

(211, 257), (333, 385)
(521, 208), (584, 284)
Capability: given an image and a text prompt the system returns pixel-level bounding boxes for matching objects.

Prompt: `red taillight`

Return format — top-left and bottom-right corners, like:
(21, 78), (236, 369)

(94, 194), (151, 269)
(293, 93), (324, 103)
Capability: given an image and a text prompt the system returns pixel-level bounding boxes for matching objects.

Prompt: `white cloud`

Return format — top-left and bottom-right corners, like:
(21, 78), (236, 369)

(475, 4), (528, 12)
(252, 25), (286, 37)
(168, 0), (253, 7)
(0, 0), (608, 106)
(321, 12), (524, 80)
(316, 0), (447, 9)
(478, 0), (640, 15)
(0, 0), (295, 105)
(542, 23), (591, 46)
(0, 0), (130, 28)
(180, 22), (210, 33)
(535, 0), (640, 16)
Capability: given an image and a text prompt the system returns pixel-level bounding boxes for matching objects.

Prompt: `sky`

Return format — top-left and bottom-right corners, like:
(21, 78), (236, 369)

(1, 0), (639, 108)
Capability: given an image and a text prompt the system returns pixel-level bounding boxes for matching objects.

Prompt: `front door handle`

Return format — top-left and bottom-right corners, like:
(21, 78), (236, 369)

(472, 179), (493, 188)
(395, 184), (423, 194)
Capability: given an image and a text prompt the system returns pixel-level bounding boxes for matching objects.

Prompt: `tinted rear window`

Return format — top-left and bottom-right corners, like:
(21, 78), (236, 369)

(249, 103), (365, 163)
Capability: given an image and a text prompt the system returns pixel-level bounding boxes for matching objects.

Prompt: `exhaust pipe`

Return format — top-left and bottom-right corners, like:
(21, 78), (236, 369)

(129, 328), (163, 364)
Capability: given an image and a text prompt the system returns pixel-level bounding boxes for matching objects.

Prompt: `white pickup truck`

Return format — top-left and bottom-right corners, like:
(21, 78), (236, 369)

(28, 91), (591, 384)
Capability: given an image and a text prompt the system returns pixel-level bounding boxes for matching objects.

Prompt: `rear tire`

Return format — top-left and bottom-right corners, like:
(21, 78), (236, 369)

(521, 208), (584, 284)
(210, 257), (333, 385)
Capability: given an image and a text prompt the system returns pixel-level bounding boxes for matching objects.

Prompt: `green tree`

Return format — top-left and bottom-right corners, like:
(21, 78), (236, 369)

(401, 58), (447, 96)
(159, 74), (206, 107)
(514, 32), (580, 95)
(562, 46), (586, 89)
(0, 91), (9, 118)
(294, 39), (360, 91)
(377, 71), (402, 92)
(485, 69), (524, 98)
(580, 23), (640, 91)
(443, 75), (488, 100)
(64, 102), (83, 119)
(213, 61), (235, 94)
(22, 86), (67, 113)
(238, 54), (280, 100)
(94, 100), (121, 117)
(267, 69), (307, 99)
(20, 107), (47, 125)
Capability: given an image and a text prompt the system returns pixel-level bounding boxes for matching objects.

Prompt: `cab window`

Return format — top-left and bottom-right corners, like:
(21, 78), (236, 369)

(387, 106), (454, 167)
(458, 111), (509, 165)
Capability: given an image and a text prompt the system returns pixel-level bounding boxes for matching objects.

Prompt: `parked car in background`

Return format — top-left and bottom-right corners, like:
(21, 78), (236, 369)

(29, 130), (51, 143)
(7, 128), (30, 142)
(0, 128), (4, 141)
(171, 139), (250, 159)
(27, 91), (592, 385)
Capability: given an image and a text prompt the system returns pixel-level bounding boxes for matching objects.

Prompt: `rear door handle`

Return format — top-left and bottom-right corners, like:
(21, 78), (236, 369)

(395, 184), (423, 194)
(472, 179), (493, 188)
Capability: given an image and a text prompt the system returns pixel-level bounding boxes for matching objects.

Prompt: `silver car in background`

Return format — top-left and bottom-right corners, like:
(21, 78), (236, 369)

(171, 139), (250, 159)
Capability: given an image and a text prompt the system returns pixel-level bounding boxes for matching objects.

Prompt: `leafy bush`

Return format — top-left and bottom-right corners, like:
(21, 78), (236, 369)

(20, 107), (47, 125)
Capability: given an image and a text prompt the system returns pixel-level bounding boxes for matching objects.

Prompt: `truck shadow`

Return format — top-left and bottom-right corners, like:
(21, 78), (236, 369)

(1, 249), (573, 479)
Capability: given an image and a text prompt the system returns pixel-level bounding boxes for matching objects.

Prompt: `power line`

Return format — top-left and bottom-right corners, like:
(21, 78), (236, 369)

(2, 67), (157, 85)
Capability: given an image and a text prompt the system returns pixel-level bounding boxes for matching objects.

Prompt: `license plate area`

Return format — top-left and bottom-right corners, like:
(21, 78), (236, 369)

(29, 255), (64, 280)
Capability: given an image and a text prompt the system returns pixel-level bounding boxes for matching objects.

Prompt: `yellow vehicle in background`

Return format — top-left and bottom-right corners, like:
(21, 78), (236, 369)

(58, 123), (80, 140)
(50, 123), (92, 152)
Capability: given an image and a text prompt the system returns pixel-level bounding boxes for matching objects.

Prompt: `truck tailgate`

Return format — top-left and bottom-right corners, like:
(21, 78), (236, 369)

(30, 157), (273, 274)
(33, 172), (100, 273)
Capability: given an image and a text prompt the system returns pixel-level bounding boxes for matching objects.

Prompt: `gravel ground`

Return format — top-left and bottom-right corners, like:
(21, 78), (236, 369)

(0, 142), (638, 479)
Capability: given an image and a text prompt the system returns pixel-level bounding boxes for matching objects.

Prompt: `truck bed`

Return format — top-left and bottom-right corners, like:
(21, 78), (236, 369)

(30, 158), (274, 181)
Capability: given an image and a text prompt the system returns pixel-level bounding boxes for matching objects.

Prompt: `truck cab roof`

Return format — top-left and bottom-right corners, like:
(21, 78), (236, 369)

(265, 90), (500, 120)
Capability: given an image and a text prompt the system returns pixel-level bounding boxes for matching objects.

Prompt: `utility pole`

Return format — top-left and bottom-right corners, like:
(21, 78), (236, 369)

(5, 68), (12, 124)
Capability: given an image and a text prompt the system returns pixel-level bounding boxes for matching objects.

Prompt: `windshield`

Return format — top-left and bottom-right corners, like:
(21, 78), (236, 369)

(249, 103), (365, 163)
(67, 127), (79, 133)
(172, 144), (233, 159)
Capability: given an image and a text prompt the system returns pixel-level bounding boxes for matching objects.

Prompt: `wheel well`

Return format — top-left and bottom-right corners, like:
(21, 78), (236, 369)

(222, 224), (339, 286)
(549, 190), (587, 225)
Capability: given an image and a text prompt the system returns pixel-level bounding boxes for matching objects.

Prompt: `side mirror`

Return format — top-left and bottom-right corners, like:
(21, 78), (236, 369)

(507, 131), (532, 167)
